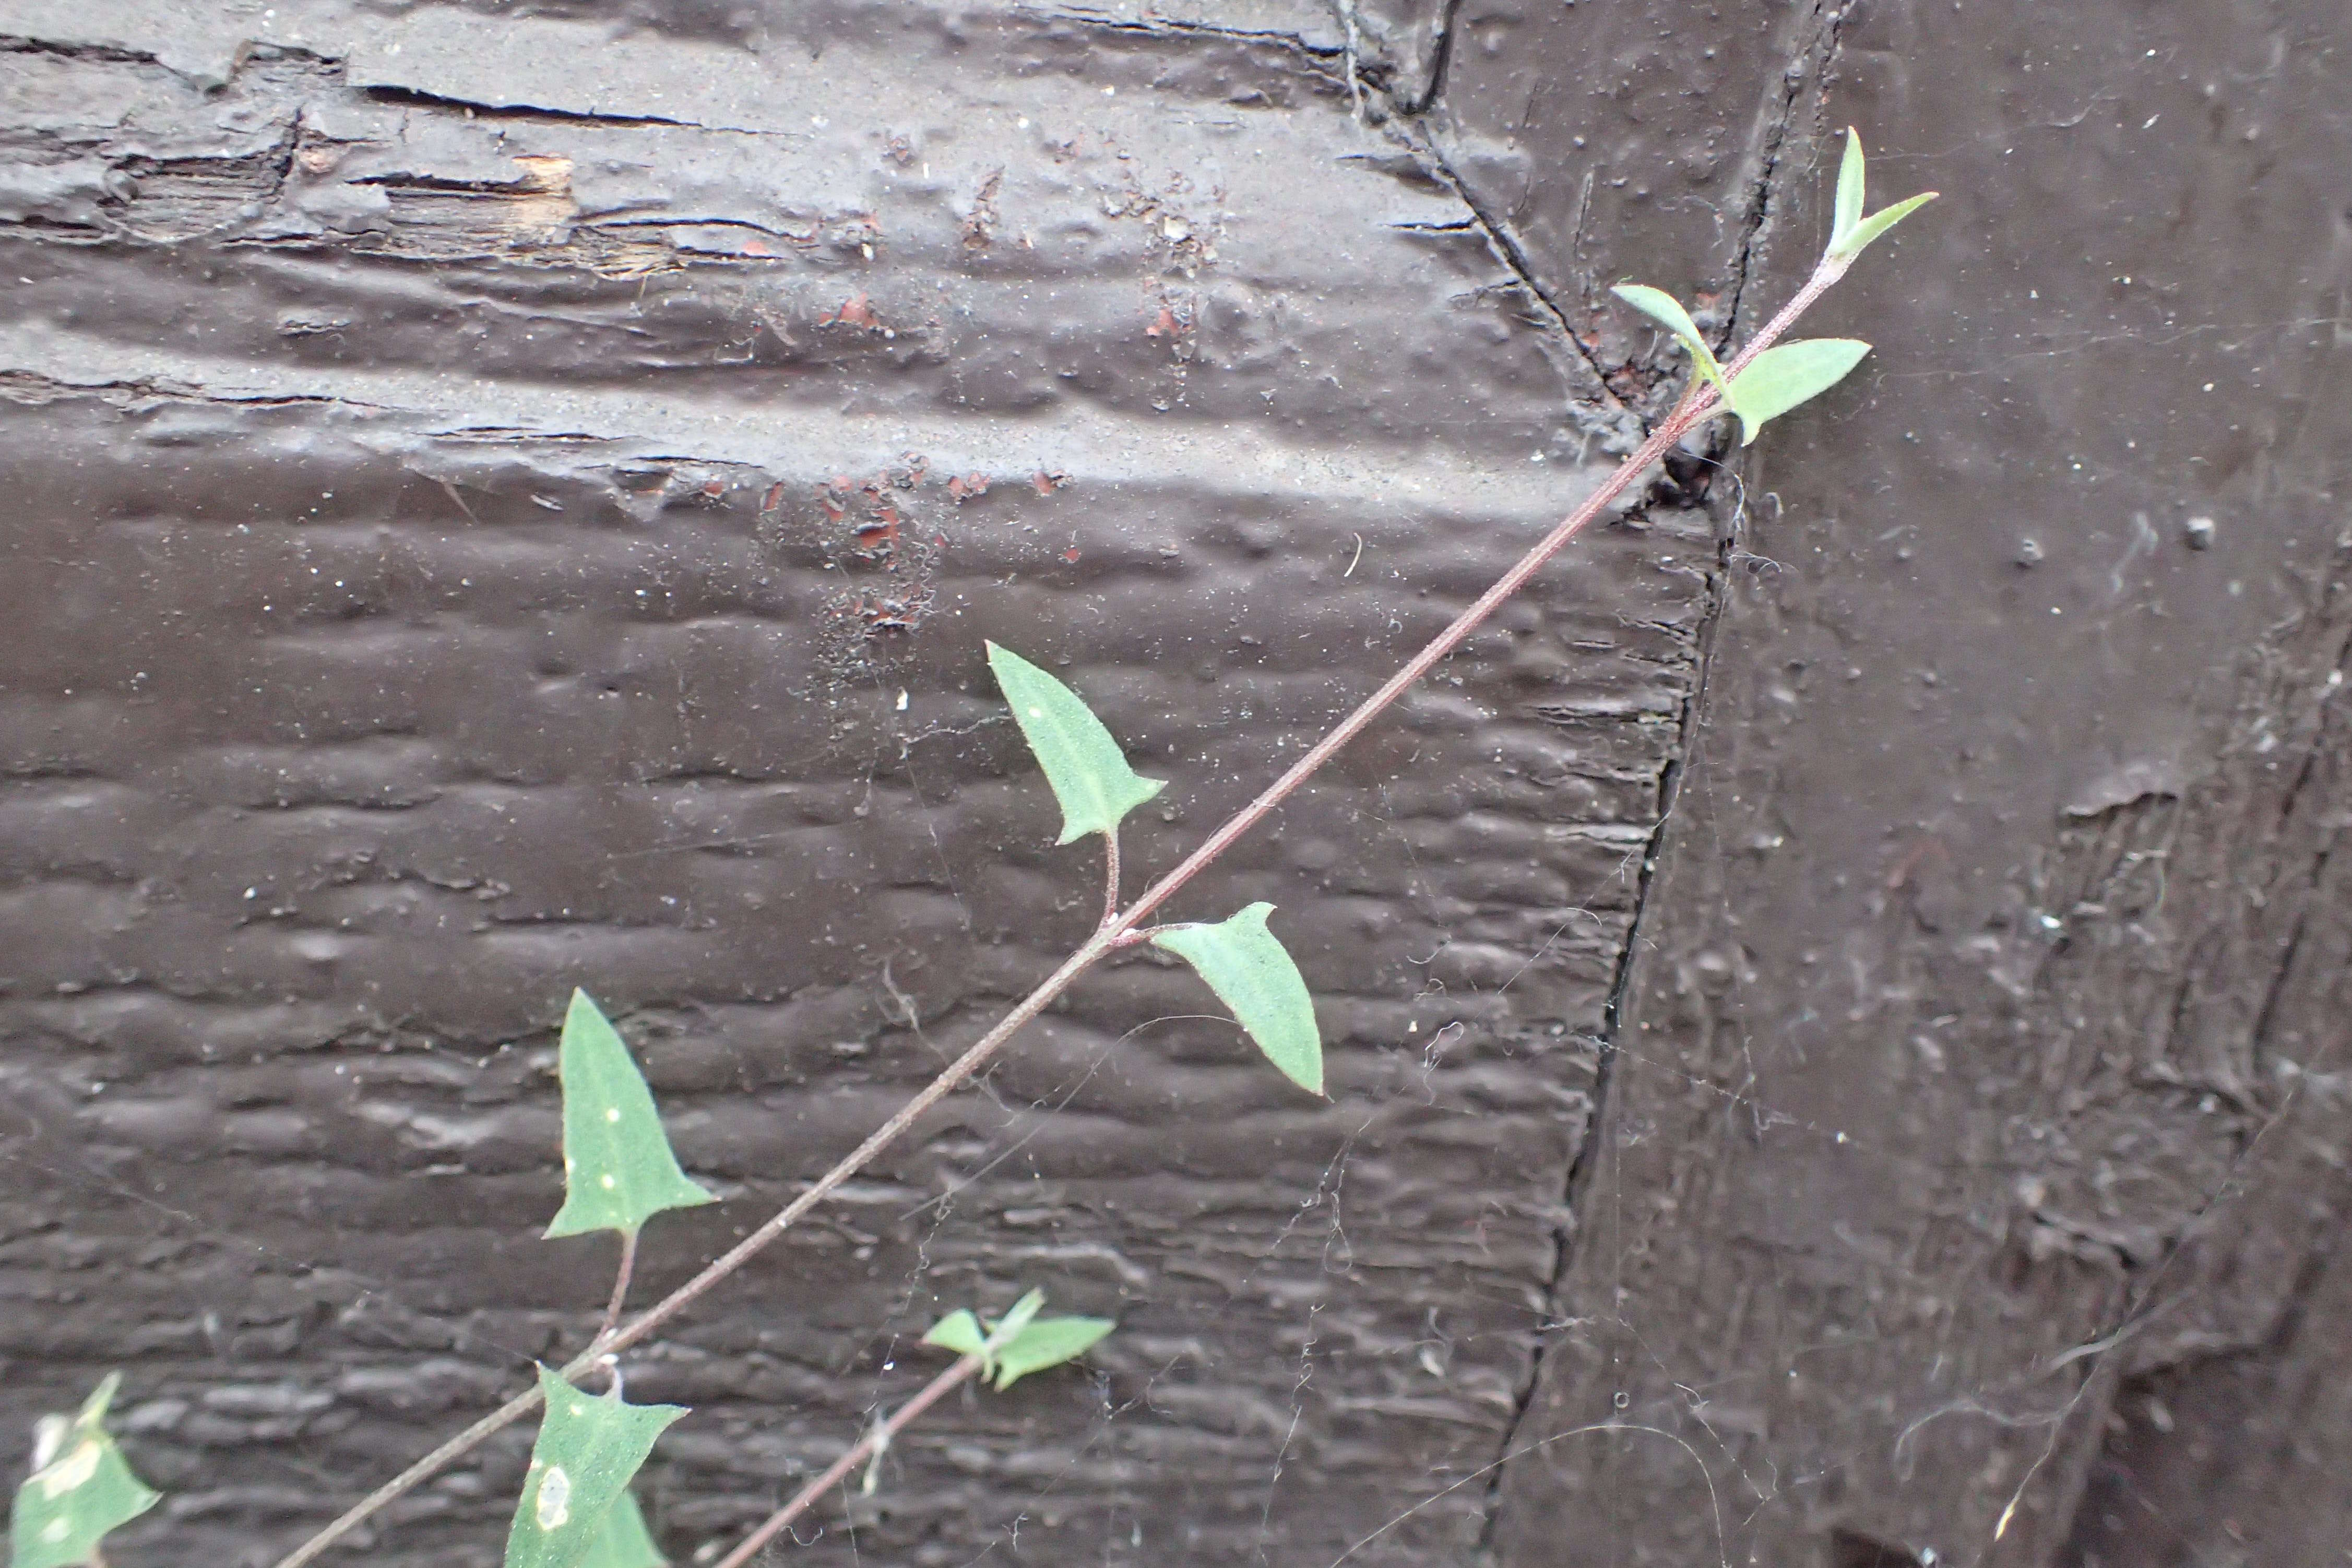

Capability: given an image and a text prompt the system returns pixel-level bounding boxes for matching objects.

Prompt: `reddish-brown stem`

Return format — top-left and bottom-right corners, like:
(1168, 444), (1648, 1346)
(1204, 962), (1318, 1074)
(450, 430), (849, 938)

(707, 1356), (983, 1568)
(267, 254), (1844, 1568)
(595, 1228), (639, 1349)
(1098, 831), (1122, 932)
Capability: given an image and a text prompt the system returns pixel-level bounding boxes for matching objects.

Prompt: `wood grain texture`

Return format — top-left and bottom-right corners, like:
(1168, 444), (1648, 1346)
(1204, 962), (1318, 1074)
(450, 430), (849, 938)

(0, 3), (1718, 1562)
(5, 3), (2348, 1566)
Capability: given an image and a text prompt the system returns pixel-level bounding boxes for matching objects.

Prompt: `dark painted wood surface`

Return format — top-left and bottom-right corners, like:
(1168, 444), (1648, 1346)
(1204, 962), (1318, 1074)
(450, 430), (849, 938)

(0, 3), (2344, 1565)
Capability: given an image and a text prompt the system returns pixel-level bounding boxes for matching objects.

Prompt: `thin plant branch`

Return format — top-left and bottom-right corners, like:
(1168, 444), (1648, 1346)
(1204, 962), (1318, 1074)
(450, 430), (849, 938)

(596, 1228), (640, 1349)
(268, 250), (1845, 1568)
(706, 1355), (984, 1568)
(1098, 829), (1122, 932)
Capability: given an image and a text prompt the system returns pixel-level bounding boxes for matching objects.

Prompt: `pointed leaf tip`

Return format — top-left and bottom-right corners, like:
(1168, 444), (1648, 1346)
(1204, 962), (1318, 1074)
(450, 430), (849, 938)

(544, 991), (717, 1241)
(9, 1373), (161, 1568)
(1152, 902), (1324, 1095)
(1831, 127), (1866, 252)
(1723, 338), (1872, 445)
(502, 1368), (686, 1568)
(987, 643), (1166, 845)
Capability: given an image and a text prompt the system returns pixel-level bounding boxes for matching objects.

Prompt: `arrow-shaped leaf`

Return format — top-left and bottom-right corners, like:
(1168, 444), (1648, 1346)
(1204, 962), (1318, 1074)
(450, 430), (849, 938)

(921, 1290), (1043, 1379)
(579, 1492), (666, 1568)
(988, 1314), (1116, 1391)
(921, 1309), (988, 1361)
(1608, 284), (1726, 391)
(544, 991), (717, 1241)
(1825, 127), (1938, 262)
(1722, 338), (1872, 446)
(922, 1293), (1116, 1390)
(9, 1374), (160, 1568)
(502, 1369), (688, 1568)
(1152, 902), (1324, 1096)
(988, 643), (1166, 845)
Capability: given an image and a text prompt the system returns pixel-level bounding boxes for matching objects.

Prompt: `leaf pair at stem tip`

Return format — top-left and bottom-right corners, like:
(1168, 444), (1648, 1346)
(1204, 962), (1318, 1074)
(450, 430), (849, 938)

(1610, 128), (1935, 444)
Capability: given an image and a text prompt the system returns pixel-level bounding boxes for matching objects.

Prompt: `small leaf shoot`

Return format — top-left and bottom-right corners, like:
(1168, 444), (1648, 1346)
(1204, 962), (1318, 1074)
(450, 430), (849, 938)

(1824, 127), (1938, 262)
(987, 643), (1166, 845)
(1608, 284), (1726, 391)
(1721, 339), (1873, 445)
(502, 1369), (687, 1568)
(544, 991), (717, 1242)
(922, 1293), (1114, 1390)
(9, 1374), (160, 1568)
(1835, 193), (1938, 262)
(1151, 903), (1324, 1096)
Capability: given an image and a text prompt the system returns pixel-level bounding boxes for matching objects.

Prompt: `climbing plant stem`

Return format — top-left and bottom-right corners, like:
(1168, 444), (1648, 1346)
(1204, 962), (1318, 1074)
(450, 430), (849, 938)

(268, 252), (1840, 1568)
(707, 1356), (984, 1568)
(595, 1228), (639, 1349)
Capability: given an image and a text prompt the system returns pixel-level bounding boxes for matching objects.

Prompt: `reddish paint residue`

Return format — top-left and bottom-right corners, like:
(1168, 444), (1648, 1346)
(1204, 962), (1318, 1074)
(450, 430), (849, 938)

(1031, 469), (1071, 496)
(1146, 303), (1180, 338)
(700, 478), (727, 498)
(852, 488), (902, 553)
(1063, 546), (1082, 563)
(848, 584), (933, 632)
(825, 292), (880, 329)
(759, 481), (787, 515)
(801, 454), (987, 644)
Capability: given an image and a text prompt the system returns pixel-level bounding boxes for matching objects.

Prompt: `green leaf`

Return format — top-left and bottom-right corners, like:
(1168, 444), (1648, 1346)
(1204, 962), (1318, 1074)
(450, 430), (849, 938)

(1723, 338), (1872, 445)
(984, 1289), (1047, 1353)
(1151, 902), (1324, 1096)
(544, 991), (717, 1241)
(987, 643), (1166, 845)
(989, 1315), (1116, 1391)
(10, 1374), (161, 1568)
(1832, 191), (1937, 262)
(1823, 127), (1937, 260)
(1831, 127), (1867, 254)
(1607, 283), (1726, 390)
(579, 1492), (666, 1568)
(924, 1296), (1116, 1389)
(502, 1368), (687, 1568)
(921, 1309), (988, 1361)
